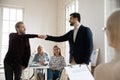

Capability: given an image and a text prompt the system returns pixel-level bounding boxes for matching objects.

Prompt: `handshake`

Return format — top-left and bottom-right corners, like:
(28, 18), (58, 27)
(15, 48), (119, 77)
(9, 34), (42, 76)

(38, 35), (47, 39)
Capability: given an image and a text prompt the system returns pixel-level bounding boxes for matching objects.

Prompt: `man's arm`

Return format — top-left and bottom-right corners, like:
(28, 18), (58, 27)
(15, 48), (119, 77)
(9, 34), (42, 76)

(18, 34), (39, 38)
(40, 31), (71, 42)
(10, 33), (40, 39)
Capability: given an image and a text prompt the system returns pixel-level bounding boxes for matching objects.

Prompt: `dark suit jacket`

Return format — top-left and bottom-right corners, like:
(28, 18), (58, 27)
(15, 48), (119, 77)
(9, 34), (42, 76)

(46, 25), (93, 64)
(4, 33), (38, 68)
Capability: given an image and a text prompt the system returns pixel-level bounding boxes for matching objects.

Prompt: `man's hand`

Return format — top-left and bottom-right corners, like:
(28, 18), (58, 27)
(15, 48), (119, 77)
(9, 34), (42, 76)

(38, 35), (47, 39)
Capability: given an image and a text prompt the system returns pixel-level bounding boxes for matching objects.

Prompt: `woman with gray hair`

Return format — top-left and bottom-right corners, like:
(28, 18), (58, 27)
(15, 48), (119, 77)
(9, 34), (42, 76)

(33, 45), (49, 65)
(33, 45), (49, 80)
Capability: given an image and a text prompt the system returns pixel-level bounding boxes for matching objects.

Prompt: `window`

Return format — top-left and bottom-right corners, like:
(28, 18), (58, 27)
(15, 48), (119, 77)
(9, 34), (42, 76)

(65, 0), (79, 64)
(0, 6), (23, 64)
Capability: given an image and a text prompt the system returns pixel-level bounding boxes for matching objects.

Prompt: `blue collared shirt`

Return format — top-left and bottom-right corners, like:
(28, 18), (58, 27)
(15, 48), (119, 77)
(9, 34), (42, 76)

(33, 52), (49, 63)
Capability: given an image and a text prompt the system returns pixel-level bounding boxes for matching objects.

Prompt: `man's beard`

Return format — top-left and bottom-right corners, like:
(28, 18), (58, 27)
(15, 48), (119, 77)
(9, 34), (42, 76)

(70, 23), (74, 26)
(20, 31), (25, 34)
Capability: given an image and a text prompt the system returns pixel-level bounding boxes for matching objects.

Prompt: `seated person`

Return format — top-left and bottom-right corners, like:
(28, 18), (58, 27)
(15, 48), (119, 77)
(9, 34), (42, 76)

(33, 45), (49, 80)
(48, 45), (66, 80)
(33, 45), (49, 65)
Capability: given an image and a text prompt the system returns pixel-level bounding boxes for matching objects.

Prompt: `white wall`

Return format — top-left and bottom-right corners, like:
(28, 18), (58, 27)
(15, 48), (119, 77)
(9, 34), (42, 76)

(78, 0), (105, 63)
(56, 0), (66, 57)
(0, 0), (25, 7)
(0, 6), (2, 63)
(24, 0), (58, 56)
(0, 0), (58, 57)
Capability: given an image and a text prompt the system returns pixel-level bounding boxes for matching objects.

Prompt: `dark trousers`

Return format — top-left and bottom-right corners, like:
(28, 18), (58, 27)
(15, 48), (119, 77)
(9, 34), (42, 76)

(4, 62), (22, 80)
(47, 68), (60, 80)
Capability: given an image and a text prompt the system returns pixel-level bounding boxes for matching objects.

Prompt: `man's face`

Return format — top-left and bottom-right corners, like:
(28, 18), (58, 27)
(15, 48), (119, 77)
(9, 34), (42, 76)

(17, 23), (26, 34)
(69, 16), (76, 26)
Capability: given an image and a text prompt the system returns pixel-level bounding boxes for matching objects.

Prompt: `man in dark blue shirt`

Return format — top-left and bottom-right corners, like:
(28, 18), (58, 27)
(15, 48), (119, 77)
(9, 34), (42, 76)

(40, 12), (93, 65)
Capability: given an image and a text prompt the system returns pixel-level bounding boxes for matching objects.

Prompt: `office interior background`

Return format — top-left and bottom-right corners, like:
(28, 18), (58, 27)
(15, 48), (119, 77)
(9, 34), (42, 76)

(0, 0), (120, 79)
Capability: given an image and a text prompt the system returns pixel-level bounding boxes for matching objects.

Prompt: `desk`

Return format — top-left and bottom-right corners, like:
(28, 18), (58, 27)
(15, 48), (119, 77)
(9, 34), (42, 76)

(0, 64), (49, 80)
(0, 64), (4, 74)
(28, 66), (49, 80)
(0, 65), (4, 80)
(0, 64), (4, 69)
(0, 66), (4, 69)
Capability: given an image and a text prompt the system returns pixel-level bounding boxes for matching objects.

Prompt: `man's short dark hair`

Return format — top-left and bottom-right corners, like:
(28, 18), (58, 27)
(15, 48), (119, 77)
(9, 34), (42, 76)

(70, 12), (81, 22)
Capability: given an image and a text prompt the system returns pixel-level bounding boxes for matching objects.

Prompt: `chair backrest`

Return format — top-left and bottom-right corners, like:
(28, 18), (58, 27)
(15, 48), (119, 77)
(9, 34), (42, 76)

(90, 49), (100, 66)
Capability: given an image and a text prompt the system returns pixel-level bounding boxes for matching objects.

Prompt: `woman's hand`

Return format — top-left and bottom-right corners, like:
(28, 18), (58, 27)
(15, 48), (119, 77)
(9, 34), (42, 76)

(37, 62), (46, 66)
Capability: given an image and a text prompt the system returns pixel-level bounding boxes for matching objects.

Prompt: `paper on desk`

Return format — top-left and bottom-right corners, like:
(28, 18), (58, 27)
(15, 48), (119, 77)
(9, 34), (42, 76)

(65, 65), (94, 80)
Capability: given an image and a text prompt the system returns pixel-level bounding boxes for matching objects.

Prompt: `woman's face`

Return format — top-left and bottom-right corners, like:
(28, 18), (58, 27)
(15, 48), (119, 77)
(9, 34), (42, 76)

(38, 46), (43, 54)
(53, 47), (60, 56)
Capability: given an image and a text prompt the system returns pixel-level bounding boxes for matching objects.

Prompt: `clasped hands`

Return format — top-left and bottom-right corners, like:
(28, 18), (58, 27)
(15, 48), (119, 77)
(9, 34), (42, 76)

(38, 35), (47, 39)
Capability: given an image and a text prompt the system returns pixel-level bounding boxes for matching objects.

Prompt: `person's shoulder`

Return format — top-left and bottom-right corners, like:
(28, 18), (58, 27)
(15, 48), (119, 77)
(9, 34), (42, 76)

(94, 63), (109, 75)
(9, 33), (17, 35)
(70, 29), (74, 31)
(44, 52), (48, 55)
(34, 53), (39, 56)
(81, 25), (92, 34)
(94, 63), (111, 80)
(9, 33), (17, 37)
(67, 29), (74, 34)
(81, 25), (90, 30)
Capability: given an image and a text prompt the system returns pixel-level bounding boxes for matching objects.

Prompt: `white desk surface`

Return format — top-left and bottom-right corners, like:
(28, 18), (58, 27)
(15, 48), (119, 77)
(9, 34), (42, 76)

(28, 65), (49, 80)
(0, 65), (4, 69)
(0, 64), (49, 69)
(28, 66), (49, 69)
